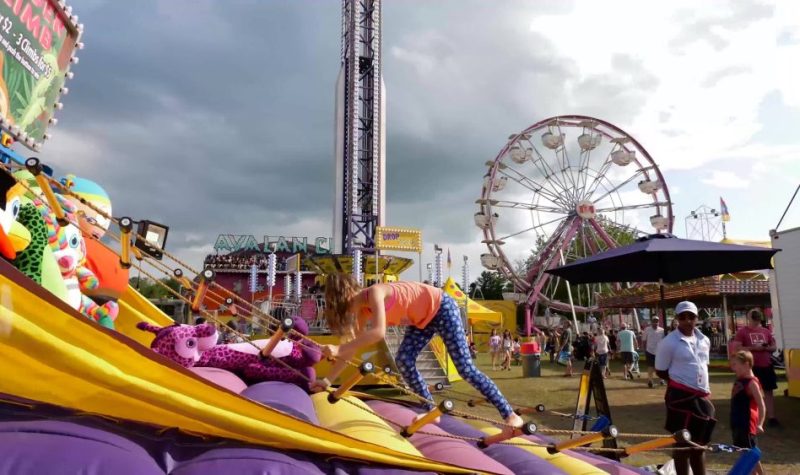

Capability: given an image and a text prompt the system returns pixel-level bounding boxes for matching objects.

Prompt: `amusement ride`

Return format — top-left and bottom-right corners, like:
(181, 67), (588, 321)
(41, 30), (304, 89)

(478, 116), (674, 330)
(0, 1), (766, 474)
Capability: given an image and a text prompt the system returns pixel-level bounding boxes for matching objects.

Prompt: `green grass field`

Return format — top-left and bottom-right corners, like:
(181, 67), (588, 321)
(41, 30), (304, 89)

(441, 354), (799, 474)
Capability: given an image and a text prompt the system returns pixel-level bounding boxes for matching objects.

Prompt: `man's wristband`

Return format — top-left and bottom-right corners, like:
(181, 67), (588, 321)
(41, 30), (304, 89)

(321, 377), (332, 387)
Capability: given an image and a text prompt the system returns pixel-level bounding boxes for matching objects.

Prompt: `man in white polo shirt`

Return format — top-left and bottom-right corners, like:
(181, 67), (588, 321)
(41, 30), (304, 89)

(656, 301), (715, 475)
(643, 315), (665, 388)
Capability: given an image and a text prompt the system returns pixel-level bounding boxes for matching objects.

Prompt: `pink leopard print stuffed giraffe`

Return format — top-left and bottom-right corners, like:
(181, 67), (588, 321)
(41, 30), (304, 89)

(138, 317), (321, 391)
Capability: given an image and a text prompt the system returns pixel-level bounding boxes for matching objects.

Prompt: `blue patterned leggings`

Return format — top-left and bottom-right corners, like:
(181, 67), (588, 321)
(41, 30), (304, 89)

(394, 294), (514, 418)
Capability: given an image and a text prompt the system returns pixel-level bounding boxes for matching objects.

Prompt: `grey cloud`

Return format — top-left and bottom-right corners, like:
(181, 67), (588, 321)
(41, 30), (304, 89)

(568, 55), (659, 123)
(669, 1), (775, 52)
(23, 0), (676, 271)
(701, 65), (751, 88)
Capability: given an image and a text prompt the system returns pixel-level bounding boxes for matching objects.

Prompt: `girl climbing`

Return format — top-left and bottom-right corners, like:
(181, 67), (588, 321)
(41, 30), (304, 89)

(311, 274), (524, 429)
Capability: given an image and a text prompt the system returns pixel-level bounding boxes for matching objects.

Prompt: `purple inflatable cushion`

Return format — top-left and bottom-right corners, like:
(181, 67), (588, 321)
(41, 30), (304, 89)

(171, 447), (327, 475)
(432, 412), (568, 475)
(189, 367), (248, 394)
(329, 460), (436, 475)
(0, 419), (165, 475)
(524, 433), (650, 475)
(365, 401), (513, 475)
(241, 381), (319, 424)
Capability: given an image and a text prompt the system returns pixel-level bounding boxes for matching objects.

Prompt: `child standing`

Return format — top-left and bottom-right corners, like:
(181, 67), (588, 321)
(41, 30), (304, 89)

(489, 328), (501, 370)
(500, 330), (513, 371)
(730, 350), (766, 475)
(315, 274), (524, 430)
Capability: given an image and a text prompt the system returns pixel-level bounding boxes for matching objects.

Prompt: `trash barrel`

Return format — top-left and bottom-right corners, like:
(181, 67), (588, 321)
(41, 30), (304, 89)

(521, 342), (541, 378)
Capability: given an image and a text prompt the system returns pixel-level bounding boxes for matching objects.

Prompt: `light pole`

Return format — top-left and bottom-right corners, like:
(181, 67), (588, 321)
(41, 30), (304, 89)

(434, 245), (443, 287)
(461, 255), (469, 292)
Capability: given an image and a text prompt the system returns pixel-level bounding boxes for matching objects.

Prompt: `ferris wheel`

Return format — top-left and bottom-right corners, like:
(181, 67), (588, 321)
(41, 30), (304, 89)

(476, 115), (673, 315)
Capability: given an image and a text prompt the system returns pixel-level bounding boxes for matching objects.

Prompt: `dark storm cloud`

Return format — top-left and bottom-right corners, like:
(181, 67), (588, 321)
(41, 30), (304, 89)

(37, 0), (342, 249)
(27, 0), (734, 269)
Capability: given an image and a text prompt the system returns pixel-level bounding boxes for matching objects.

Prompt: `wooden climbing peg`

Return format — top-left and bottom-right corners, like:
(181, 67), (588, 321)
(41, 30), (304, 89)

(515, 404), (546, 416)
(190, 268), (215, 312)
(547, 425), (618, 454)
(428, 382), (445, 392)
(401, 400), (455, 437)
(226, 297), (239, 316)
(118, 217), (133, 269)
(26, 158), (68, 226)
(260, 317), (293, 358)
(173, 269), (193, 289)
(328, 361), (375, 403)
(623, 430), (691, 457)
(478, 421), (538, 448)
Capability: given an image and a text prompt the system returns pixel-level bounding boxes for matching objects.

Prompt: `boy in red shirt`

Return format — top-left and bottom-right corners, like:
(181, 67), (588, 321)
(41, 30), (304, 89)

(730, 350), (766, 475)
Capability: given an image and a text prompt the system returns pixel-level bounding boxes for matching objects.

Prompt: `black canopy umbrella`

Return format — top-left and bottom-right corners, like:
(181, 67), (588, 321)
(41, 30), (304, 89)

(546, 233), (779, 317)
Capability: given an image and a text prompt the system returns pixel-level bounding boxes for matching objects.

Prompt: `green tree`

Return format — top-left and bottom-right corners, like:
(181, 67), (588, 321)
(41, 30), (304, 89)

(130, 276), (182, 299)
(517, 219), (639, 309)
(472, 271), (510, 300)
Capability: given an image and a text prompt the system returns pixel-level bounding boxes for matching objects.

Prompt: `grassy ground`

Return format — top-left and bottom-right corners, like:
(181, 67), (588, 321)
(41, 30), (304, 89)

(442, 354), (799, 474)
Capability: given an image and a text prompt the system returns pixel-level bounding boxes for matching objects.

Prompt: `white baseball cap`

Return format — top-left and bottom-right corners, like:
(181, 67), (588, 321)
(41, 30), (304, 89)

(675, 301), (698, 316)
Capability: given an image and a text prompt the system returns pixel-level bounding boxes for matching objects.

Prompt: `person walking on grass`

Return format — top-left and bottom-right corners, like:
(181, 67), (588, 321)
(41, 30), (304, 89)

(655, 301), (715, 475)
(730, 350), (766, 475)
(489, 328), (501, 370)
(594, 328), (611, 378)
(616, 323), (637, 380)
(560, 321), (575, 377)
(643, 316), (665, 388)
(733, 308), (780, 428)
(500, 330), (513, 371)
(314, 274), (525, 430)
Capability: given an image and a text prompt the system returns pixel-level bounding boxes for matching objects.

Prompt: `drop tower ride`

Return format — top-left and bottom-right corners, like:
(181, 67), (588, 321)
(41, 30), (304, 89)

(333, 0), (386, 255)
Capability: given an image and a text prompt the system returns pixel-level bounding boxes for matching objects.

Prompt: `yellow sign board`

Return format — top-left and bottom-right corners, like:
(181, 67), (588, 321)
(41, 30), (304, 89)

(375, 227), (422, 253)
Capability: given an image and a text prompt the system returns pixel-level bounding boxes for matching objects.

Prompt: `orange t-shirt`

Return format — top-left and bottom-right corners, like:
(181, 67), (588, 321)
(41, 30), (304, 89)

(360, 282), (443, 329)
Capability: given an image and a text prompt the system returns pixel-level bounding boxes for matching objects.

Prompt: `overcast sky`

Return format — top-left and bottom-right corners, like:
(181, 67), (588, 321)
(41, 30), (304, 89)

(35, 0), (800, 283)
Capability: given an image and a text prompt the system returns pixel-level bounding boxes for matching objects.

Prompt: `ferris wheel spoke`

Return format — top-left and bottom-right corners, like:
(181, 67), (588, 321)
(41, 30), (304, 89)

(529, 143), (574, 198)
(496, 215), (566, 242)
(588, 165), (649, 204)
(487, 200), (569, 214)
(574, 151), (592, 199)
(497, 166), (567, 206)
(594, 201), (670, 213)
(555, 125), (580, 200)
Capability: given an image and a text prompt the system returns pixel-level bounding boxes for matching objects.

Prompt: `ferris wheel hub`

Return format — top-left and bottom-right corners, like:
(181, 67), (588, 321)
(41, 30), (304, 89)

(575, 200), (596, 219)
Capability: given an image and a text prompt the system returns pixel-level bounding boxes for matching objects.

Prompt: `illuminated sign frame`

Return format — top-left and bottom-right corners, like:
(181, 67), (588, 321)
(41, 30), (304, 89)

(0, 0), (83, 150)
(375, 226), (423, 253)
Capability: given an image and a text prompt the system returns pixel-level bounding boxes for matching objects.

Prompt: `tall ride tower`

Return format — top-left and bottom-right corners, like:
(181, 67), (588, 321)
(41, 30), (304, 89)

(333, 0), (387, 255)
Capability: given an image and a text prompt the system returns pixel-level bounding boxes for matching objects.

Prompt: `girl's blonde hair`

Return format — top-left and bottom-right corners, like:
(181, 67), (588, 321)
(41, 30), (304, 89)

(324, 273), (362, 337)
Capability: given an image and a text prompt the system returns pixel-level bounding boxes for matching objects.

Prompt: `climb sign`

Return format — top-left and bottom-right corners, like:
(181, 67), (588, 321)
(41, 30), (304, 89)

(0, 0), (80, 149)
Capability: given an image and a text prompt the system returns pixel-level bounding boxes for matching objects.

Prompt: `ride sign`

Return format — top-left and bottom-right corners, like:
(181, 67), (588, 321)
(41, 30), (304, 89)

(375, 226), (422, 253)
(0, 0), (81, 150)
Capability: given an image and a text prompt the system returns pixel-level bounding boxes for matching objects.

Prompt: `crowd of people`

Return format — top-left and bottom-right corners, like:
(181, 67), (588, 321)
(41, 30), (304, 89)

(203, 253), (310, 272)
(487, 329), (521, 371)
(470, 304), (779, 475)
(204, 254), (270, 270)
